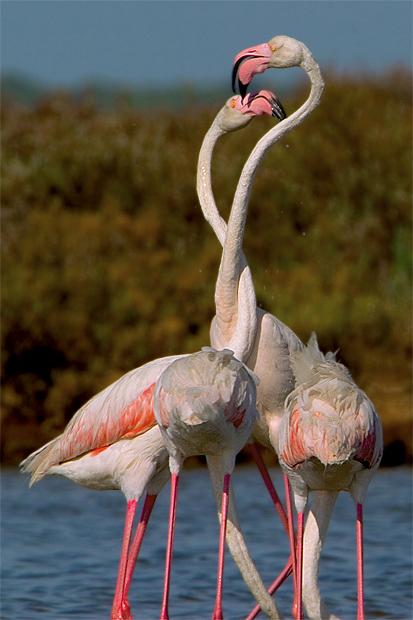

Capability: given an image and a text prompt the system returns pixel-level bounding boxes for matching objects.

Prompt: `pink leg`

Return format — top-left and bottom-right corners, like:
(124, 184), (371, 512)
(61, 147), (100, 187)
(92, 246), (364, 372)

(284, 475), (297, 580)
(284, 474), (299, 618)
(160, 473), (179, 620)
(111, 499), (137, 620)
(249, 443), (289, 534)
(244, 555), (293, 620)
(212, 473), (231, 620)
(121, 494), (157, 613)
(356, 502), (364, 620)
(295, 511), (304, 620)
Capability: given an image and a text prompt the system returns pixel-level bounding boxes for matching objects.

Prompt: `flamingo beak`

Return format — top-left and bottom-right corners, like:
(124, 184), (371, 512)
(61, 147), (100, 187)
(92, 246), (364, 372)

(248, 91), (287, 122)
(232, 43), (272, 98)
(265, 93), (287, 121)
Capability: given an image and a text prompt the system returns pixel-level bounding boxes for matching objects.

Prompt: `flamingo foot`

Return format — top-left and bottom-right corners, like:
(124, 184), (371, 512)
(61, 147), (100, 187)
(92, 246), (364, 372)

(111, 599), (133, 620)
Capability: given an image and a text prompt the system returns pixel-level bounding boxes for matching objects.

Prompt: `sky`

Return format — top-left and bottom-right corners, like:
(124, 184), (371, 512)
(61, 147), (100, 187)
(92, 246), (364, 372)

(1, 1), (412, 88)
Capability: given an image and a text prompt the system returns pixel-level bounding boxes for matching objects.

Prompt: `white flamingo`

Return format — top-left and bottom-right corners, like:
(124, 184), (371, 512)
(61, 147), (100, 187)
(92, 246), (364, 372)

(20, 92), (285, 620)
(210, 34), (381, 620)
(154, 347), (259, 620)
(196, 34), (323, 616)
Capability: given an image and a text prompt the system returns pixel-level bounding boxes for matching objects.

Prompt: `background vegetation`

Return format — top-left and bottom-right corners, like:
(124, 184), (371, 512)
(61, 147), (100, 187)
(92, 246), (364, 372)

(2, 70), (412, 464)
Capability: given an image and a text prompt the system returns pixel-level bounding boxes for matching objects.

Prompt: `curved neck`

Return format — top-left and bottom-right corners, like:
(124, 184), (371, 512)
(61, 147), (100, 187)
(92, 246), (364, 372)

(197, 112), (256, 362)
(196, 116), (228, 247)
(224, 47), (324, 266)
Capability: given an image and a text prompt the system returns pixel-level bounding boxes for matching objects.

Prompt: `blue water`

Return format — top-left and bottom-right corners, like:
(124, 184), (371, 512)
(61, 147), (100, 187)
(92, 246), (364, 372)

(1, 466), (412, 619)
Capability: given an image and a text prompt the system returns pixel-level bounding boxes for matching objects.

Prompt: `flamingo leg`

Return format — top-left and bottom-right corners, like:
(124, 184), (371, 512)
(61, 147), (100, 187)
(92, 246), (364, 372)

(356, 502), (364, 620)
(244, 555), (293, 620)
(111, 499), (137, 620)
(212, 472), (231, 620)
(121, 494), (157, 612)
(284, 474), (298, 608)
(295, 511), (304, 620)
(249, 443), (289, 533)
(160, 473), (179, 620)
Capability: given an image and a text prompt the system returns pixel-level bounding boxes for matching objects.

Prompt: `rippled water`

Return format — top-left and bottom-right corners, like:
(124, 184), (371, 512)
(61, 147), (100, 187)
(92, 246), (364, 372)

(2, 466), (412, 619)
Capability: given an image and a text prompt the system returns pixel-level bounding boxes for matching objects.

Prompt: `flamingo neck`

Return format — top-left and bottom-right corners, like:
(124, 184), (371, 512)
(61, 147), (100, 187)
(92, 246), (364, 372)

(196, 117), (227, 247)
(214, 49), (323, 362)
(196, 111), (257, 362)
(226, 48), (324, 265)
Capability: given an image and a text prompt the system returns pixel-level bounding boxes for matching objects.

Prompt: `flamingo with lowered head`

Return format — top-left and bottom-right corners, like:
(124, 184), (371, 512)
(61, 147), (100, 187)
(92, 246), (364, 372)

(278, 333), (383, 620)
(20, 90), (286, 620)
(154, 347), (259, 620)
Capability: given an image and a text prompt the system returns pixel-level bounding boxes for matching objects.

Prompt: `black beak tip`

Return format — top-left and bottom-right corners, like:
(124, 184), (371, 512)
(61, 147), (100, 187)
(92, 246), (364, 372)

(272, 98), (287, 121)
(238, 79), (248, 100)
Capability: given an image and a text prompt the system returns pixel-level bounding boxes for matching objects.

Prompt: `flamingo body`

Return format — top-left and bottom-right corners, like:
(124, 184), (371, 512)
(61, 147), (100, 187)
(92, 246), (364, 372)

(155, 348), (258, 468)
(279, 336), (383, 505)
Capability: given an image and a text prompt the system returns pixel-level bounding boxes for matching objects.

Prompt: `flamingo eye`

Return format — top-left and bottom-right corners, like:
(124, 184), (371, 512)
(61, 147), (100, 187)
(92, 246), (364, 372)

(230, 98), (237, 108)
(270, 44), (277, 52)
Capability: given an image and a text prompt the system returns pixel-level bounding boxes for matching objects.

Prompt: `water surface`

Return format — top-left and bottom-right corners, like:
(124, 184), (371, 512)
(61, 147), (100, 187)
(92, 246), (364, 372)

(2, 466), (412, 619)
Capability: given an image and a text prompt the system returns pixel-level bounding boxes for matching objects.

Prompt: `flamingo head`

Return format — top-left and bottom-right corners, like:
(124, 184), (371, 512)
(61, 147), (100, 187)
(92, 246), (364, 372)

(232, 35), (305, 97)
(219, 90), (286, 132)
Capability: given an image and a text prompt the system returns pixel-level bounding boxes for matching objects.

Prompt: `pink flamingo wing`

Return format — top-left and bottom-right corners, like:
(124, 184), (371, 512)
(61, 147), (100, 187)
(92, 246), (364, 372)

(55, 355), (187, 463)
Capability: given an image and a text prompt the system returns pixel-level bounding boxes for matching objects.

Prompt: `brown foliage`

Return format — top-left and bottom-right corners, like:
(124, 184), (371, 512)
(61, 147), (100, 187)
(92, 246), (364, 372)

(2, 71), (412, 463)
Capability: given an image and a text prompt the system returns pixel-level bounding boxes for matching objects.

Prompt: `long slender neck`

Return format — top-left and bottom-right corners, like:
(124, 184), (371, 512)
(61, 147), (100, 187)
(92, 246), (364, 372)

(197, 112), (256, 362)
(196, 119), (228, 247)
(222, 47), (324, 275)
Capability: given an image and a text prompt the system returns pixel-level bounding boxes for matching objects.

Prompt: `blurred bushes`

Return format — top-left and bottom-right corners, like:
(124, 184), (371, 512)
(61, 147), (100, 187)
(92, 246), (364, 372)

(1, 70), (412, 463)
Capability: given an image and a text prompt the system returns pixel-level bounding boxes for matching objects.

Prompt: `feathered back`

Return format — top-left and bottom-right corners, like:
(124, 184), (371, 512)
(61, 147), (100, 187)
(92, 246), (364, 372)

(155, 348), (257, 428)
(290, 333), (325, 384)
(20, 353), (187, 485)
(280, 334), (383, 471)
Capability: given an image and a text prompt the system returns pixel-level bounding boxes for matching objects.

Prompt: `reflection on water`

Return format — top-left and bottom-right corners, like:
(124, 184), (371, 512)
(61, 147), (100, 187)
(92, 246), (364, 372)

(2, 466), (412, 619)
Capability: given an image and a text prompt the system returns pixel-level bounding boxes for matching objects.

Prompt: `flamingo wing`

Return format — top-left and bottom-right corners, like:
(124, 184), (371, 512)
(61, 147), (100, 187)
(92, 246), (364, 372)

(21, 354), (188, 482)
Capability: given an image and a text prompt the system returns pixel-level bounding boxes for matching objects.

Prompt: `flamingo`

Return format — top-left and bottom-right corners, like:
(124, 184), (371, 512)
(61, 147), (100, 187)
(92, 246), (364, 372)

(196, 34), (323, 615)
(208, 34), (324, 460)
(20, 91), (286, 620)
(154, 347), (260, 620)
(199, 35), (353, 618)
(197, 36), (326, 485)
(20, 353), (185, 620)
(278, 334), (383, 620)
(231, 35), (385, 620)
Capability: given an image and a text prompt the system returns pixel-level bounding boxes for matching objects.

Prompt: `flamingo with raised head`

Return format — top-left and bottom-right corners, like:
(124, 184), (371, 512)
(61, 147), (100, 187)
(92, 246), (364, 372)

(278, 334), (383, 620)
(20, 90), (286, 620)
(201, 35), (381, 619)
(209, 34), (324, 458)
(154, 347), (260, 620)
(196, 34), (324, 615)
(199, 35), (344, 618)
